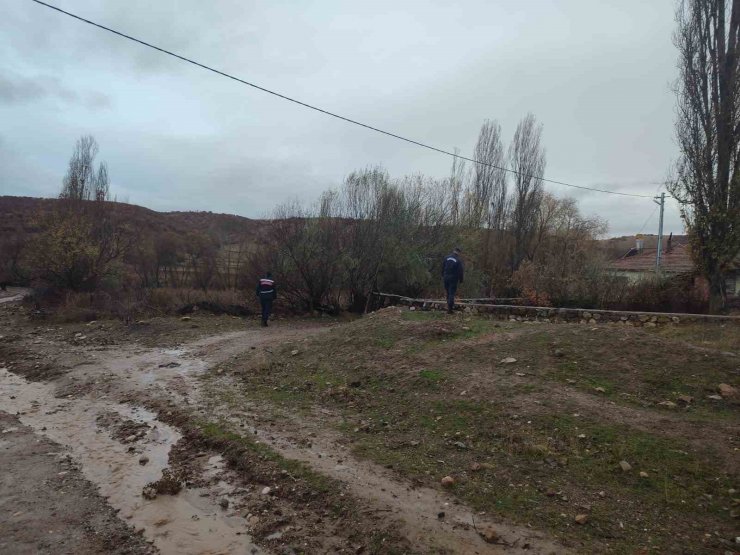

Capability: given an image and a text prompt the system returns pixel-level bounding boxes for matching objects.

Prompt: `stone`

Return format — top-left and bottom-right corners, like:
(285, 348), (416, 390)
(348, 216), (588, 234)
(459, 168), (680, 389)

(138, 454), (149, 465)
(676, 395), (694, 405)
(180, 316), (191, 321)
(718, 383), (738, 399)
(619, 460), (632, 472)
(470, 462), (482, 472)
(219, 497), (229, 509)
(437, 511), (445, 519)
(644, 321), (657, 328)
(707, 394), (723, 401)
(142, 486), (157, 500)
(658, 401), (677, 409)
(639, 471), (649, 478)
(575, 514), (589, 525)
(554, 348), (565, 357)
(479, 527), (500, 543)
(261, 486), (272, 495)
(500, 357), (517, 364)
(594, 387), (606, 394)
(441, 475), (455, 487)
(291, 350), (300, 356)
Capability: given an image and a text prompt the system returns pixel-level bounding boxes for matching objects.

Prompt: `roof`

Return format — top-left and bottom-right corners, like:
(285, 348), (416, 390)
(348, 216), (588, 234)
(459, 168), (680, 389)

(610, 243), (695, 273)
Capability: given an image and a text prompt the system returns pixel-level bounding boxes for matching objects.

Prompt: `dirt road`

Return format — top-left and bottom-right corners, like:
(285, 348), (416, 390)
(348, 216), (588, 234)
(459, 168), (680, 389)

(0, 303), (563, 554)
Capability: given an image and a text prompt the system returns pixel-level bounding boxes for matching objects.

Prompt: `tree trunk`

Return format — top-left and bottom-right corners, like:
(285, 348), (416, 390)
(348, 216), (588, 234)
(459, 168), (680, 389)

(708, 269), (727, 313)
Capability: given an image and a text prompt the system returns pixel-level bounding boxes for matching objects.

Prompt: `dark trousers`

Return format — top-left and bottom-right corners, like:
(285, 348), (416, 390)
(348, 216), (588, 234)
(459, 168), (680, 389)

(444, 276), (458, 311)
(259, 296), (273, 324)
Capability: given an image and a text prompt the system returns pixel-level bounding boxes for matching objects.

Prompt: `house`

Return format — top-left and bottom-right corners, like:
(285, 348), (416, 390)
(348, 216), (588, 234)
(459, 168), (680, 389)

(610, 236), (739, 297)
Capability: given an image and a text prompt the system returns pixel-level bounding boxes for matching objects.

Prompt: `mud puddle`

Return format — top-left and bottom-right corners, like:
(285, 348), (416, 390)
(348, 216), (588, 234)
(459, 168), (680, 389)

(0, 367), (262, 555)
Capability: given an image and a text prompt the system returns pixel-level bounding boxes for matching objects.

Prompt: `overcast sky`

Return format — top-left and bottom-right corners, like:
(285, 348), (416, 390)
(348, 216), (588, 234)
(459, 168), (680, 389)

(1, 0), (683, 236)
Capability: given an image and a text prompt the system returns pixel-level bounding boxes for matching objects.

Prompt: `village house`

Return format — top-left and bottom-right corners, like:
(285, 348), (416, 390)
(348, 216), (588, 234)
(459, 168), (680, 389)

(610, 236), (739, 297)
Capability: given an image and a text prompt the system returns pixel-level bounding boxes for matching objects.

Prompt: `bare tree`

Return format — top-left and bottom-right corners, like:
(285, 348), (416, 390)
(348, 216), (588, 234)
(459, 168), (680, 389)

(670, 0), (740, 312)
(60, 135), (109, 202)
(469, 120), (508, 228)
(509, 113), (546, 271)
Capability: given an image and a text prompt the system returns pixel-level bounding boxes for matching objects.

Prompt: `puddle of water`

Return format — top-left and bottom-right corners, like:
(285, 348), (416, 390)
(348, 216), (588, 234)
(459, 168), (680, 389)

(0, 367), (261, 555)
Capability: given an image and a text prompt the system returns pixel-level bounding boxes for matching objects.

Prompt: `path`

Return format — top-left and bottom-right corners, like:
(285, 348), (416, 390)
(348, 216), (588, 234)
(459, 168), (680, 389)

(1, 314), (565, 554)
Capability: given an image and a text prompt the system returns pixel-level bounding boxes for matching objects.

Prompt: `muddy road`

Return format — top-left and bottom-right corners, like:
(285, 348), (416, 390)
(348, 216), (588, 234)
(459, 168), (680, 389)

(0, 303), (563, 555)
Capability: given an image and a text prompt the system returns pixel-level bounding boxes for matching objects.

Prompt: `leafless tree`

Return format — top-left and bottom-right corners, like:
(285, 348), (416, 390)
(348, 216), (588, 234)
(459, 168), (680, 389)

(670, 0), (740, 312)
(471, 120), (509, 230)
(60, 135), (109, 202)
(509, 113), (546, 271)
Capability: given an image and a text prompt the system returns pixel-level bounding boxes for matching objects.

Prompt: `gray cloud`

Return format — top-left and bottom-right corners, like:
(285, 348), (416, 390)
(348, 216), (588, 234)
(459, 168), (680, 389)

(0, 73), (111, 109)
(0, 0), (684, 236)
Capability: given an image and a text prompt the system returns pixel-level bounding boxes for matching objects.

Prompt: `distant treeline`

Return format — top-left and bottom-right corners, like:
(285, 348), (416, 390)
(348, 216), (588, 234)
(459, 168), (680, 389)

(0, 127), (707, 319)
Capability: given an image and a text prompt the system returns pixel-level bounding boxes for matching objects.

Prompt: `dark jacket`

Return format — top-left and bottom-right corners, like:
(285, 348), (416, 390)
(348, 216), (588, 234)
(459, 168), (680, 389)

(442, 253), (464, 283)
(256, 277), (277, 299)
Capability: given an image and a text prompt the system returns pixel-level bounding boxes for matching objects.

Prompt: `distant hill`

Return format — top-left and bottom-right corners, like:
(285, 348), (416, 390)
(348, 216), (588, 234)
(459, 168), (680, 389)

(0, 196), (269, 243)
(2, 195), (685, 262)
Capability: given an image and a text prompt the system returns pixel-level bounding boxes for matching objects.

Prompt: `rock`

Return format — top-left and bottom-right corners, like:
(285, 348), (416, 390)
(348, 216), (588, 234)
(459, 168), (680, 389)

(619, 460), (632, 472)
(180, 316), (191, 321)
(461, 326), (471, 331)
(261, 486), (272, 495)
(598, 491), (606, 498)
(290, 350), (300, 357)
(437, 511), (445, 519)
(441, 475), (455, 488)
(247, 515), (260, 527)
(707, 394), (723, 401)
(142, 486), (157, 500)
(554, 348), (565, 357)
(124, 434), (137, 443)
(594, 387), (606, 394)
(639, 471), (649, 478)
(479, 527), (500, 543)
(452, 441), (467, 450)
(219, 498), (229, 509)
(718, 383), (738, 399)
(138, 454), (149, 465)
(676, 395), (694, 405)
(500, 357), (517, 364)
(575, 514), (589, 525)
(470, 462), (482, 472)
(658, 401), (677, 409)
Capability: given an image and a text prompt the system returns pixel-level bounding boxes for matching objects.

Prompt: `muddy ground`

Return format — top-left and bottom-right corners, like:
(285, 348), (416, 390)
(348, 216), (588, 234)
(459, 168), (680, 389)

(0, 299), (738, 554)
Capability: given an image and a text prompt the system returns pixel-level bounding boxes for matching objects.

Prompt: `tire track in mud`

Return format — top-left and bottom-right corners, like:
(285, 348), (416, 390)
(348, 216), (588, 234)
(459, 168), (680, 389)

(3, 320), (566, 554)
(0, 367), (262, 555)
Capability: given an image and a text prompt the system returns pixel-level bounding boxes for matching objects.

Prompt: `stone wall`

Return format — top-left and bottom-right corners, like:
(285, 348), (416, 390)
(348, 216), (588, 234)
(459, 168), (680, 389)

(373, 293), (740, 327)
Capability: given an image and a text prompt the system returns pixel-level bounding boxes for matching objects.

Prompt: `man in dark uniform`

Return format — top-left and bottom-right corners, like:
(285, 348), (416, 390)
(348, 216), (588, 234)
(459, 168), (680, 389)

(442, 247), (464, 314)
(256, 272), (277, 327)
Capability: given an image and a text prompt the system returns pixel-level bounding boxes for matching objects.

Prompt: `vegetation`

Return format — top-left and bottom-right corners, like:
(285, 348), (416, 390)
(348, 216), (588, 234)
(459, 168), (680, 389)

(214, 308), (739, 553)
(670, 0), (740, 312)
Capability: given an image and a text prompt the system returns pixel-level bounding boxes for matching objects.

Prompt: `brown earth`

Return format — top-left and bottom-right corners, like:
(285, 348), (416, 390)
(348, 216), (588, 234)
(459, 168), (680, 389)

(0, 411), (155, 555)
(1, 299), (738, 554)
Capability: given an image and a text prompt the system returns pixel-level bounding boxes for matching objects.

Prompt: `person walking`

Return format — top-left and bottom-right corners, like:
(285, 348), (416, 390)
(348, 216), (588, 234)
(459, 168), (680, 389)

(442, 247), (464, 314)
(256, 272), (277, 327)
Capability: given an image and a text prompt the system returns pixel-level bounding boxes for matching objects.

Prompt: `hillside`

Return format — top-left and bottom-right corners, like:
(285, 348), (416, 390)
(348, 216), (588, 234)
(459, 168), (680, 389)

(0, 196), (269, 243)
(2, 196), (682, 260)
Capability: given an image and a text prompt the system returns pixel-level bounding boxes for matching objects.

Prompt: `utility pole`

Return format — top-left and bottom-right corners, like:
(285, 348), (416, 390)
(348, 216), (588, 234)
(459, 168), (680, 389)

(654, 192), (665, 274)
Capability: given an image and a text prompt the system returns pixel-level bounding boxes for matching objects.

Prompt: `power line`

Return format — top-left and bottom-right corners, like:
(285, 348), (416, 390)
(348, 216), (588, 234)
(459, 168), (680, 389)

(30, 0), (656, 199)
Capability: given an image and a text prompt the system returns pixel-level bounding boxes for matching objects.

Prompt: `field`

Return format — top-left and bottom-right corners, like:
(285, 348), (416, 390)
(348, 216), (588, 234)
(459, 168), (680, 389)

(0, 300), (737, 554)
